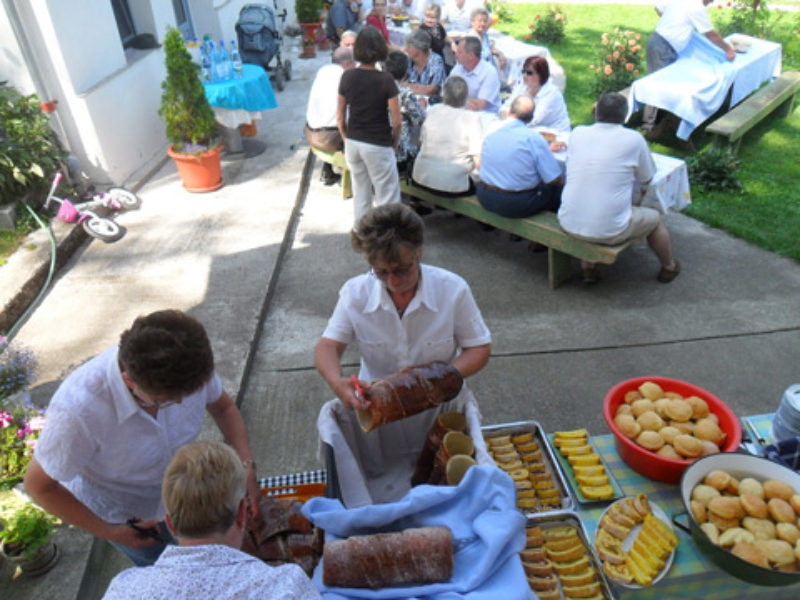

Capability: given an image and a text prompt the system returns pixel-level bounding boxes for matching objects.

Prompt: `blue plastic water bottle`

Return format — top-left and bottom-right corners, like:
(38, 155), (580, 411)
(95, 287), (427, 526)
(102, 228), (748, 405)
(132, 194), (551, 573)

(200, 42), (212, 82)
(218, 39), (232, 81)
(230, 40), (243, 79)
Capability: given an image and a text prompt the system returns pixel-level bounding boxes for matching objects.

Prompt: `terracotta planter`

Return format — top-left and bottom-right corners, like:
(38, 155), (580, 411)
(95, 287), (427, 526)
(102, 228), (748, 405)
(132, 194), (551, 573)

(299, 22), (320, 58)
(167, 145), (224, 193)
(317, 38), (331, 50)
(1, 540), (60, 577)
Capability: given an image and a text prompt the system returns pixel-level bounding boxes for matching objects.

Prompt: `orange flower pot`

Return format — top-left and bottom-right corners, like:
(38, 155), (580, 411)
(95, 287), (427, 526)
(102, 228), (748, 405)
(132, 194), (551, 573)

(167, 145), (224, 192)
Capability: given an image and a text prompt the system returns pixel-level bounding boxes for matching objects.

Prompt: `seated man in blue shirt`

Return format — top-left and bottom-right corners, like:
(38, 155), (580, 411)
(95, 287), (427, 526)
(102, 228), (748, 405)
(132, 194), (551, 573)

(477, 96), (563, 217)
(449, 36), (501, 113)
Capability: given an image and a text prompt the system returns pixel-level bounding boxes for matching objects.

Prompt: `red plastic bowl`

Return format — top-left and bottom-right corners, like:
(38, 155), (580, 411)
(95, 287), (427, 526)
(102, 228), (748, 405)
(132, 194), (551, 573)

(603, 376), (742, 483)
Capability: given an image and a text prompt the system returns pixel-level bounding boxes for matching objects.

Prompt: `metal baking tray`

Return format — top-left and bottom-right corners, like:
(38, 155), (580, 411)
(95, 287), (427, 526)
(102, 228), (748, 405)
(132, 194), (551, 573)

(546, 433), (624, 505)
(482, 420), (574, 514)
(525, 510), (616, 600)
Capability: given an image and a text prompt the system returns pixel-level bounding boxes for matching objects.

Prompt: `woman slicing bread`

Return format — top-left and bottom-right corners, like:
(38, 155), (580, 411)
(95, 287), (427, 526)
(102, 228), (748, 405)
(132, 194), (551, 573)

(314, 203), (492, 505)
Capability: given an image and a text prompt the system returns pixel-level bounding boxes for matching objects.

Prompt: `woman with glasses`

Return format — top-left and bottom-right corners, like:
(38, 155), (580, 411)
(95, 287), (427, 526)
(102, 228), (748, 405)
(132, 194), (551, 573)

(501, 56), (571, 132)
(24, 310), (258, 568)
(315, 203), (491, 505)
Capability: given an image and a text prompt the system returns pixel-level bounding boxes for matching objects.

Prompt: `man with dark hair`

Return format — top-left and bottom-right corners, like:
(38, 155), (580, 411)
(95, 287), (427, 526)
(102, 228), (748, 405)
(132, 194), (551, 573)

(449, 36), (501, 112)
(305, 46), (356, 185)
(558, 92), (681, 283)
(25, 310), (259, 568)
(476, 95), (562, 218)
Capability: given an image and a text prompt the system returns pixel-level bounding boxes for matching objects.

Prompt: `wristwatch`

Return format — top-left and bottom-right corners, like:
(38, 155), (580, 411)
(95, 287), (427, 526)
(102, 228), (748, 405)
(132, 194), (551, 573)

(242, 459), (256, 470)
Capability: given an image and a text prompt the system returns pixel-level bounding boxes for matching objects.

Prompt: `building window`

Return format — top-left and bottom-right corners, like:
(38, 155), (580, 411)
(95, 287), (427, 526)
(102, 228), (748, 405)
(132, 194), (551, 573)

(111, 0), (136, 48)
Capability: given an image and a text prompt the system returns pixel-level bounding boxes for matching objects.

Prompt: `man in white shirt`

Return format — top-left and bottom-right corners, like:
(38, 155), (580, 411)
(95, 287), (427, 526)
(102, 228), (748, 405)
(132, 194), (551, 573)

(25, 310), (259, 567)
(643, 0), (734, 133)
(305, 46), (356, 185)
(103, 441), (322, 600)
(449, 36), (501, 112)
(558, 93), (681, 284)
(442, 0), (481, 31)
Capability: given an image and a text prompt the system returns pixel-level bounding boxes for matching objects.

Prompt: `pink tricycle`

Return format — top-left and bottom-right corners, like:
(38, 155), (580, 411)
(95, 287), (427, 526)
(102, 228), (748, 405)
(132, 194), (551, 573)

(43, 173), (141, 242)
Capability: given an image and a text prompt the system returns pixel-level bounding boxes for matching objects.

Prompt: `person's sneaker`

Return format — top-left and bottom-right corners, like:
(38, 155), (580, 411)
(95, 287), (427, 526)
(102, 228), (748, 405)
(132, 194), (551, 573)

(657, 259), (681, 283)
(408, 199), (433, 216)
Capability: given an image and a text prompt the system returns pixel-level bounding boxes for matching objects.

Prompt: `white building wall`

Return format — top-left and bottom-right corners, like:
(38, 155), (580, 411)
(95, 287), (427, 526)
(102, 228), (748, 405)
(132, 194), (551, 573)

(1, 0), (243, 187)
(0, 10), (36, 95)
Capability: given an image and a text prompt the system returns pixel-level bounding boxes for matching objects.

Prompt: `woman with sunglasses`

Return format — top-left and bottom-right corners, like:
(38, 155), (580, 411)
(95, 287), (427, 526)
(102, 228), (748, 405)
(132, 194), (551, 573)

(315, 203), (491, 505)
(501, 56), (571, 132)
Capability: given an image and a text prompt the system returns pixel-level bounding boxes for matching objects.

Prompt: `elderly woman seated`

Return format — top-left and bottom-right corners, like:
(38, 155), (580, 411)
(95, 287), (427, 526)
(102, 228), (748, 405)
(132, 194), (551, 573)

(500, 56), (571, 131)
(412, 76), (482, 196)
(405, 29), (447, 104)
(467, 7), (506, 73)
(385, 51), (425, 176)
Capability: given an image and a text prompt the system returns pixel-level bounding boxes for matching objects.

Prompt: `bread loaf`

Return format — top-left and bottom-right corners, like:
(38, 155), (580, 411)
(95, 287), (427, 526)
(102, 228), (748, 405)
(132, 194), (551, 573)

(322, 526), (454, 588)
(357, 362), (464, 433)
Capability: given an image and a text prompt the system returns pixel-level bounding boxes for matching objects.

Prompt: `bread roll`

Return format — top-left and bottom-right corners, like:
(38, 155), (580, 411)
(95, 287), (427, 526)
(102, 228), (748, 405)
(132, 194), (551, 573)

(358, 362), (463, 433)
(764, 480), (795, 502)
(322, 526), (454, 588)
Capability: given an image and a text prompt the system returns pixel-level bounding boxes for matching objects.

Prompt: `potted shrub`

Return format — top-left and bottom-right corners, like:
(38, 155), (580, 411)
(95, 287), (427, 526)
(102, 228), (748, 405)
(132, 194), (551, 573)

(0, 504), (59, 576)
(159, 27), (224, 192)
(296, 0), (323, 58)
(0, 82), (64, 209)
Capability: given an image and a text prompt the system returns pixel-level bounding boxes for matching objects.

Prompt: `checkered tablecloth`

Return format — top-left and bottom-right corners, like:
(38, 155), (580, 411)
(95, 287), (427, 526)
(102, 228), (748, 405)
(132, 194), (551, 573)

(578, 414), (800, 599)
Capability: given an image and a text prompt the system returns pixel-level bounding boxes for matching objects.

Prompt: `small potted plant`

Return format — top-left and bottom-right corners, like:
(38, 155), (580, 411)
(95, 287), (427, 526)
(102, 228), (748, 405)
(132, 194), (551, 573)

(296, 0), (323, 58)
(159, 27), (224, 192)
(0, 504), (59, 576)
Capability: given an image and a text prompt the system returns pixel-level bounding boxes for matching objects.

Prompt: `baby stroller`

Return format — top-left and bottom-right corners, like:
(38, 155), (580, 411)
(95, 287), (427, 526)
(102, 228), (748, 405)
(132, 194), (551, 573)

(236, 2), (292, 91)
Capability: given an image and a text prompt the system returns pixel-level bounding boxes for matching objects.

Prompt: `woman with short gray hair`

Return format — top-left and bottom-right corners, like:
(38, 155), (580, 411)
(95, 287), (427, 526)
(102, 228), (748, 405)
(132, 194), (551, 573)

(405, 29), (446, 104)
(412, 75), (482, 195)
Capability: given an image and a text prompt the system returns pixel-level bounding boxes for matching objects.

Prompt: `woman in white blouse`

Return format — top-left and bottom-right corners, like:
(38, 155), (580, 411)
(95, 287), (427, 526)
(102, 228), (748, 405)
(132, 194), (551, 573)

(502, 55), (571, 132)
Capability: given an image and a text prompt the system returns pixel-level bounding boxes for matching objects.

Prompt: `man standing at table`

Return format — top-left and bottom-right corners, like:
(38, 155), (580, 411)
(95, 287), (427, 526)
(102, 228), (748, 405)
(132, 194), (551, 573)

(476, 96), (562, 218)
(558, 93), (681, 284)
(305, 47), (356, 185)
(450, 36), (501, 112)
(642, 0), (735, 134)
(327, 0), (362, 49)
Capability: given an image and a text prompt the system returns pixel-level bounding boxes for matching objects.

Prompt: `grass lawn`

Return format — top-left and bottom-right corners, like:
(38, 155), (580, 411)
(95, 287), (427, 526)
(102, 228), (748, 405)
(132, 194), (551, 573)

(498, 4), (800, 262)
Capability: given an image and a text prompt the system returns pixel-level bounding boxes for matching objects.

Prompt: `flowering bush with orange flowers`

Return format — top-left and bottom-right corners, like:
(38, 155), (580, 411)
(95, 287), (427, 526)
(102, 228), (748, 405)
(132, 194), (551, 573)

(525, 4), (567, 45)
(589, 28), (643, 96)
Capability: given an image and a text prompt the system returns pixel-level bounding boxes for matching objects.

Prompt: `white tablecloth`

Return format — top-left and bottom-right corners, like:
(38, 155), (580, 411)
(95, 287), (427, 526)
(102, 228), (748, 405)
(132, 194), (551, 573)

(629, 32), (781, 140)
(386, 23), (566, 92)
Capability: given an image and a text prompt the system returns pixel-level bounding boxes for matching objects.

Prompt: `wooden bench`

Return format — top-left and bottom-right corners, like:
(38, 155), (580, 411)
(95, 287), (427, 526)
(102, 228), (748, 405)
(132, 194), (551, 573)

(400, 180), (639, 289)
(309, 146), (352, 199)
(706, 71), (800, 154)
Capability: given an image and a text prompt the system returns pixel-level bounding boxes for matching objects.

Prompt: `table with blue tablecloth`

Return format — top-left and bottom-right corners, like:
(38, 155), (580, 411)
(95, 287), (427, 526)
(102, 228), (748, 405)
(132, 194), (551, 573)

(203, 63), (278, 128)
(628, 32), (781, 140)
(574, 413), (799, 599)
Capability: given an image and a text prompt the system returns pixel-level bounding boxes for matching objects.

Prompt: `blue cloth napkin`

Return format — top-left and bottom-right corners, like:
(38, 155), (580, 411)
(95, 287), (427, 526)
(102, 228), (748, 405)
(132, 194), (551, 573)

(301, 465), (533, 600)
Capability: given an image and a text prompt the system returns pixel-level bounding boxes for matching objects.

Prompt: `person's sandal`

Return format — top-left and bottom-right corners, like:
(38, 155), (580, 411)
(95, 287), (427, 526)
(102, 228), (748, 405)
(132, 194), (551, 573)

(657, 260), (681, 283)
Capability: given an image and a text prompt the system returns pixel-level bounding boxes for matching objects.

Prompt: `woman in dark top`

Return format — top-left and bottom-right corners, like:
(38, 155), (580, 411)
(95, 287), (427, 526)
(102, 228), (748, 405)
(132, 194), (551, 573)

(338, 26), (402, 222)
(419, 3), (451, 72)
